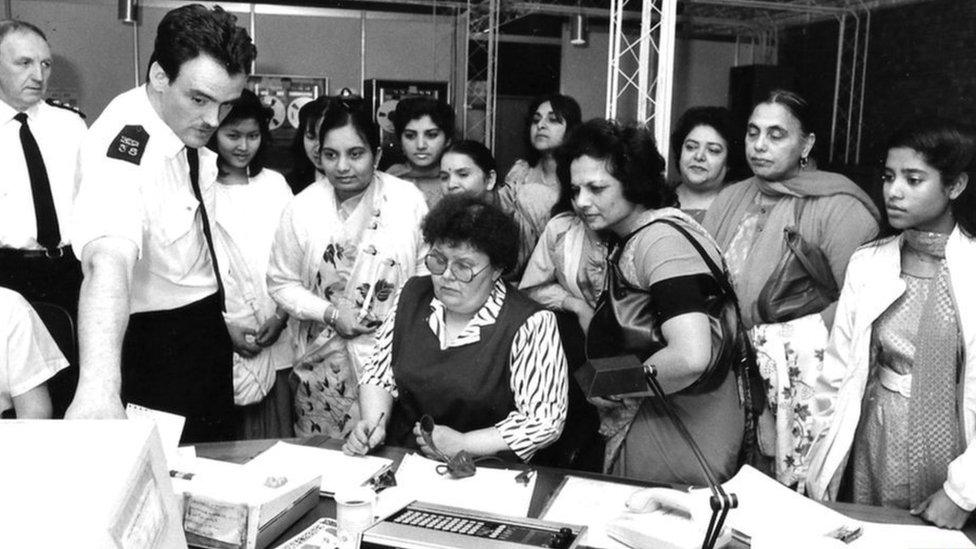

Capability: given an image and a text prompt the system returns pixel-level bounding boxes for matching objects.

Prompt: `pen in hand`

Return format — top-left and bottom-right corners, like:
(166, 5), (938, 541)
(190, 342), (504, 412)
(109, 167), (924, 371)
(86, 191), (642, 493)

(365, 412), (385, 450)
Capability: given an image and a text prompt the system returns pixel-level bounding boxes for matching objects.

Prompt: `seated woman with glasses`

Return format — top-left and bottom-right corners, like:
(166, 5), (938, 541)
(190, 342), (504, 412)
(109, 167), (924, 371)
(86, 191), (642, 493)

(342, 194), (568, 463)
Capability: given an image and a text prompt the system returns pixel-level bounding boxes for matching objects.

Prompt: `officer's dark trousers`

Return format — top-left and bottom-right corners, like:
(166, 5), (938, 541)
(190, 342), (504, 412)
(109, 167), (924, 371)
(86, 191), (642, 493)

(0, 246), (83, 418)
(121, 292), (236, 443)
(0, 246), (82, 316)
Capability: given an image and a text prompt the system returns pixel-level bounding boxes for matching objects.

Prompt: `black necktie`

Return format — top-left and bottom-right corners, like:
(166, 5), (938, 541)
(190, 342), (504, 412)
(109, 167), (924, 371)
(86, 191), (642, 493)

(15, 112), (60, 250)
(186, 147), (226, 311)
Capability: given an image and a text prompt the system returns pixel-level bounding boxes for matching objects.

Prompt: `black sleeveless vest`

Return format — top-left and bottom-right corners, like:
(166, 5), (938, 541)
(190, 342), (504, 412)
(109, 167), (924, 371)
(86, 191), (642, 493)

(387, 276), (541, 454)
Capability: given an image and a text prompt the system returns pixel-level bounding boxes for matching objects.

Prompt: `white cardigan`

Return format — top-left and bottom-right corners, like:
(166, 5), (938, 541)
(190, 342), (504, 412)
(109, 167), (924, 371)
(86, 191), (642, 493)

(805, 227), (976, 510)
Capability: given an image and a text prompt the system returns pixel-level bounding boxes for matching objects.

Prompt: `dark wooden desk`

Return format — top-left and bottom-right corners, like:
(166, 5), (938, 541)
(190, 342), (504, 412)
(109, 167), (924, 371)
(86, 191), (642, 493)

(196, 437), (976, 547)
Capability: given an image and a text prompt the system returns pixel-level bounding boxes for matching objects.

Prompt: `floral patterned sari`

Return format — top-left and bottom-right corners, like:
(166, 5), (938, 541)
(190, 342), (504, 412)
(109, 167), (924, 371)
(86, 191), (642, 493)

(279, 174), (427, 437)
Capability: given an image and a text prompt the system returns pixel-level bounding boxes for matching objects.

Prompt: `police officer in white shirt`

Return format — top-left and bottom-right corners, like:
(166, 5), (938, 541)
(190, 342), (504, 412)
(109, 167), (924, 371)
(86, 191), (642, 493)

(66, 5), (256, 443)
(0, 20), (86, 316)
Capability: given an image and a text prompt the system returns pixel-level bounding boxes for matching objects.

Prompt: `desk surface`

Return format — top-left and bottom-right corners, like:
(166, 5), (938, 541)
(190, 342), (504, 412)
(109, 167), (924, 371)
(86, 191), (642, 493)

(196, 437), (976, 547)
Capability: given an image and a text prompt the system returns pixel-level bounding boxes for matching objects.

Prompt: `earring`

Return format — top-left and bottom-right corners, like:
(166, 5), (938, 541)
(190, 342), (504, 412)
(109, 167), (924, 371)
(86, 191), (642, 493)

(800, 156), (809, 168)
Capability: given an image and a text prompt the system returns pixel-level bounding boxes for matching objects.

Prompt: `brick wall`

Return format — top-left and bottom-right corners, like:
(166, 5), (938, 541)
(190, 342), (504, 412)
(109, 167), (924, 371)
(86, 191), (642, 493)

(780, 0), (976, 168)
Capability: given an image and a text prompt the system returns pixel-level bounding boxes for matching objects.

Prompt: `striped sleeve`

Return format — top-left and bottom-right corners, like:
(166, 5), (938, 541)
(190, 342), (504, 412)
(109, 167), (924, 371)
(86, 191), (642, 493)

(360, 290), (400, 398)
(495, 309), (568, 461)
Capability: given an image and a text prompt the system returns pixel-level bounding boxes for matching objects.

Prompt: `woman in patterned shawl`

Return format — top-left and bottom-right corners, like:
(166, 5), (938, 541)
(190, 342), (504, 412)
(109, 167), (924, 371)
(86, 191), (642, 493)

(268, 96), (428, 437)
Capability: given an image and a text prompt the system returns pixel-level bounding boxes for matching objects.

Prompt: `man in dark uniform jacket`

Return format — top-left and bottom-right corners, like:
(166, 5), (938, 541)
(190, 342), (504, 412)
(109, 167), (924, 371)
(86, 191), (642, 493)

(66, 5), (256, 443)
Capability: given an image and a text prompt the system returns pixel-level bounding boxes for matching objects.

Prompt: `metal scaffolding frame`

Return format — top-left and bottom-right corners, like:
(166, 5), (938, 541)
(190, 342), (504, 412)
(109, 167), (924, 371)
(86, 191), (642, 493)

(159, 0), (917, 164)
(598, 0), (879, 167)
(605, 0), (678, 156)
(462, 0), (502, 147)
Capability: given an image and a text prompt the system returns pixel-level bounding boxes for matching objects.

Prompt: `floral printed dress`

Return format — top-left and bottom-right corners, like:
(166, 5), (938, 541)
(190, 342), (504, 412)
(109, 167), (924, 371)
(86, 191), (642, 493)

(268, 172), (428, 438)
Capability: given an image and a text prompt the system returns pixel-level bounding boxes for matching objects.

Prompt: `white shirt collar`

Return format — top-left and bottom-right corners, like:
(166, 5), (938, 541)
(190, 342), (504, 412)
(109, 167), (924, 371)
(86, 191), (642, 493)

(426, 279), (507, 349)
(0, 97), (40, 124)
(137, 85), (188, 159)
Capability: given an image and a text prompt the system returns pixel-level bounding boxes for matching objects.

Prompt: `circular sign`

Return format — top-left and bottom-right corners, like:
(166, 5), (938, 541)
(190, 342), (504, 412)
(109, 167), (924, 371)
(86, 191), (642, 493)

(375, 99), (399, 134)
(261, 95), (286, 130)
(287, 96), (313, 129)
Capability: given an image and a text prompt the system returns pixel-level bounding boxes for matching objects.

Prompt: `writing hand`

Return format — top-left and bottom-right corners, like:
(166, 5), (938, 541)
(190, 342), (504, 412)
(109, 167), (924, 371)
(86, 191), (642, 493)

(343, 415), (387, 456)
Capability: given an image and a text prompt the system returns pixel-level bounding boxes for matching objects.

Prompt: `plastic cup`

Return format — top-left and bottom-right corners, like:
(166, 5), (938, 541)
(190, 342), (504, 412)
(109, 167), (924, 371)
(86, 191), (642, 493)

(334, 485), (377, 548)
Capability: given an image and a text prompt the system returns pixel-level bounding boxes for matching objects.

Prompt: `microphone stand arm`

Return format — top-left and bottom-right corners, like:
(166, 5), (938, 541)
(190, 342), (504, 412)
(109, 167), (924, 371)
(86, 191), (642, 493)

(643, 367), (738, 549)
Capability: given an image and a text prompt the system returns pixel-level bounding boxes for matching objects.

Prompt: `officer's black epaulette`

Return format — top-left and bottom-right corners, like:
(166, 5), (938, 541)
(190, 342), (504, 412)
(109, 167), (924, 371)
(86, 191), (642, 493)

(45, 98), (86, 119)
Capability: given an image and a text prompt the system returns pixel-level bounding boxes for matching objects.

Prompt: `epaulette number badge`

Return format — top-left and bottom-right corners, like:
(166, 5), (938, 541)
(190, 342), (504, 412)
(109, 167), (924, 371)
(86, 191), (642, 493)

(107, 125), (150, 165)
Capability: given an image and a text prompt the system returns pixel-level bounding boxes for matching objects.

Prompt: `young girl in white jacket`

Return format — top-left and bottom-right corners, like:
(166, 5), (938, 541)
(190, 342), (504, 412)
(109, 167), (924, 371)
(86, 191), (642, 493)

(805, 118), (976, 529)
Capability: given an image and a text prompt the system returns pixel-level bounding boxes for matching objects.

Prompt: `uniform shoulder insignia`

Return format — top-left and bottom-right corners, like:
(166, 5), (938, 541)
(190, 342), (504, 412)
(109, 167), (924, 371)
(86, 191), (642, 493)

(45, 98), (86, 119)
(106, 125), (150, 166)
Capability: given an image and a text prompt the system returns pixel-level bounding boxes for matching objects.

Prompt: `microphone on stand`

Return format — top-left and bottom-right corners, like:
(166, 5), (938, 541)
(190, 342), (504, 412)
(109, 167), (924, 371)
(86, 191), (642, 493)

(642, 365), (737, 549)
(576, 355), (738, 549)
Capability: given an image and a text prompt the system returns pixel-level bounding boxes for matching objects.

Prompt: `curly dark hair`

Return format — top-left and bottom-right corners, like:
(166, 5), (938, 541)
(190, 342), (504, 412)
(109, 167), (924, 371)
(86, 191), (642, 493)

(422, 194), (519, 274)
(670, 106), (746, 182)
(151, 4), (256, 81)
(884, 117), (976, 237)
(392, 96), (456, 141)
(207, 89), (272, 177)
(553, 118), (676, 214)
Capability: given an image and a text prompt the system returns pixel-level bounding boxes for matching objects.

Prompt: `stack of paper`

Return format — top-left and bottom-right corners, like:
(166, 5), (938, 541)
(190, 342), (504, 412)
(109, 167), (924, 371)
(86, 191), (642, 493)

(542, 466), (976, 549)
(540, 476), (642, 549)
(709, 466), (975, 549)
(242, 441), (392, 495)
(390, 453), (537, 518)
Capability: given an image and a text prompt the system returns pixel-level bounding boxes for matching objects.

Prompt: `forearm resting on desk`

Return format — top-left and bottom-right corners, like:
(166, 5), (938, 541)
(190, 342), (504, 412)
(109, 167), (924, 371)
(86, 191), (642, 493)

(66, 238), (136, 419)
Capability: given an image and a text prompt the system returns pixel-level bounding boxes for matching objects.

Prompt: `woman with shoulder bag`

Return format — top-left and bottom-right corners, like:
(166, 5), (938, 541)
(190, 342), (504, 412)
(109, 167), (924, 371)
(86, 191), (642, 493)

(703, 90), (880, 486)
(209, 90), (295, 439)
(566, 119), (755, 485)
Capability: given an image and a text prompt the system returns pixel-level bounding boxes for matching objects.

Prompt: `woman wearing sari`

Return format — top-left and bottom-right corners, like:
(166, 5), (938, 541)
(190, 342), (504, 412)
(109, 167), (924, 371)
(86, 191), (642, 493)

(268, 96), (428, 437)
(702, 90), (880, 486)
(561, 119), (745, 483)
(518, 166), (607, 471)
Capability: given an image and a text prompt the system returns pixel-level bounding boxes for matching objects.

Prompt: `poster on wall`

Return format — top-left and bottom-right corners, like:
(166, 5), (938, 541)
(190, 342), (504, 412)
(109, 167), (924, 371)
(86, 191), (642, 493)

(246, 74), (329, 173)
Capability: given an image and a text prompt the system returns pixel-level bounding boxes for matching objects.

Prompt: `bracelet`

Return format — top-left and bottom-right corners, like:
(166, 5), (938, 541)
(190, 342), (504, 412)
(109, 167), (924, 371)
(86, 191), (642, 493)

(328, 306), (339, 326)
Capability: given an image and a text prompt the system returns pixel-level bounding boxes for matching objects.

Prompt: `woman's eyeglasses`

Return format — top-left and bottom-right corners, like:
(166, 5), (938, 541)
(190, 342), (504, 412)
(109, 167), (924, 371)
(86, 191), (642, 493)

(425, 253), (490, 283)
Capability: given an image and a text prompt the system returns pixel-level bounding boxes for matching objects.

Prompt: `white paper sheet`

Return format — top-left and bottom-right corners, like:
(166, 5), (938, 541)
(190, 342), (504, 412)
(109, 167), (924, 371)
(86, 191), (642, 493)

(712, 465), (854, 540)
(125, 404), (185, 466)
(391, 453), (536, 518)
(242, 441), (392, 495)
(539, 476), (645, 549)
(851, 522), (975, 549)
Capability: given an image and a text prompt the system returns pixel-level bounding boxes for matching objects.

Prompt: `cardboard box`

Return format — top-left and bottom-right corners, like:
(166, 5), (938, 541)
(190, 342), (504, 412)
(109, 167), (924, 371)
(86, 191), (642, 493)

(170, 457), (320, 549)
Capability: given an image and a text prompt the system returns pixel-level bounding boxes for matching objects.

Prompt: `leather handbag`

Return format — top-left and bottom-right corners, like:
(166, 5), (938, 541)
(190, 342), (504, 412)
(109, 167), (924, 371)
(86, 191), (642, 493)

(755, 198), (839, 324)
(585, 219), (749, 395)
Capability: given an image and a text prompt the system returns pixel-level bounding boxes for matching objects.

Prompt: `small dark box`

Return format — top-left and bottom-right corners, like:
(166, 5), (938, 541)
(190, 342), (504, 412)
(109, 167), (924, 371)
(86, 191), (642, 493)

(575, 355), (649, 398)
